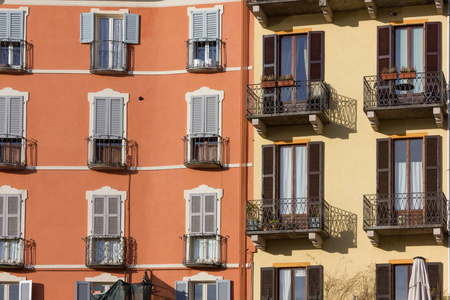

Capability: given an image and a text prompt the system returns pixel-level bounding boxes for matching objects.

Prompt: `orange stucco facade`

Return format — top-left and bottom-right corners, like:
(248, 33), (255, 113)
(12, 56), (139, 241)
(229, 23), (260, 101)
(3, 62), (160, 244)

(0, 0), (253, 299)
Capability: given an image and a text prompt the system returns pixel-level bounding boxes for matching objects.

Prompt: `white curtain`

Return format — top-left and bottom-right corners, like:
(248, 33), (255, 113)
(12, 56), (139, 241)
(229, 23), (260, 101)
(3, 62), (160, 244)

(395, 140), (407, 210)
(411, 27), (424, 93)
(113, 19), (123, 69)
(194, 237), (217, 261)
(410, 140), (423, 209)
(95, 240), (107, 262)
(295, 146), (307, 214)
(279, 269), (291, 300)
(280, 147), (292, 214)
(109, 240), (121, 262)
(9, 241), (19, 261)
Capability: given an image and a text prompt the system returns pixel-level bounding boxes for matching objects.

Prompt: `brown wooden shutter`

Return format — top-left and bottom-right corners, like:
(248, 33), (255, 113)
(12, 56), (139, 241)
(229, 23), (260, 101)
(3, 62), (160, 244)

(307, 142), (324, 199)
(263, 35), (277, 78)
(262, 145), (276, 200)
(377, 25), (393, 76)
(309, 31), (324, 81)
(377, 139), (392, 195)
(260, 267), (275, 300)
(425, 22), (441, 73)
(376, 264), (392, 300)
(424, 135), (441, 194)
(307, 265), (323, 300)
(427, 262), (442, 299)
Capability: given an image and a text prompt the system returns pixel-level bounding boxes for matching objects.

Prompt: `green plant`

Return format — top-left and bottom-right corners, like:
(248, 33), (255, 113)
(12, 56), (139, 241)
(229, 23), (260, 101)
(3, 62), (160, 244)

(269, 219), (279, 229)
(400, 66), (416, 73)
(246, 203), (259, 221)
(260, 74), (275, 82)
(381, 66), (397, 74)
(278, 74), (294, 81)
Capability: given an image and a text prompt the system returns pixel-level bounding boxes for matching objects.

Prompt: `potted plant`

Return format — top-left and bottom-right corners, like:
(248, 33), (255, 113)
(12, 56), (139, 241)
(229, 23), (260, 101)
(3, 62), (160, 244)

(260, 74), (276, 88)
(269, 219), (279, 230)
(381, 66), (398, 80)
(277, 74), (294, 87)
(399, 66), (416, 79)
(246, 203), (259, 230)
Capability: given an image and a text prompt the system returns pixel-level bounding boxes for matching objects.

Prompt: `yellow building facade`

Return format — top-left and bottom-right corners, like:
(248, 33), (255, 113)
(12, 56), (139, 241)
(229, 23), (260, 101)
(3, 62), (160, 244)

(246, 1), (448, 299)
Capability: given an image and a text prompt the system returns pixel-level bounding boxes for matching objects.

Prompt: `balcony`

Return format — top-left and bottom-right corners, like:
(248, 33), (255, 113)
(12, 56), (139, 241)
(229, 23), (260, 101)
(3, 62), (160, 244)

(363, 192), (448, 246)
(363, 72), (447, 130)
(183, 135), (228, 169)
(0, 135), (31, 170)
(0, 39), (27, 73)
(87, 136), (127, 171)
(246, 197), (330, 248)
(186, 39), (223, 73)
(247, 0), (444, 27)
(85, 236), (126, 268)
(90, 40), (128, 74)
(0, 238), (24, 268)
(246, 80), (329, 136)
(183, 234), (226, 267)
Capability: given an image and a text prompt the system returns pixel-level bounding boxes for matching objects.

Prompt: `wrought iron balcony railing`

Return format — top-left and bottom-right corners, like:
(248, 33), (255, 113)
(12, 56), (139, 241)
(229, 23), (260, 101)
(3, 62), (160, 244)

(87, 136), (128, 170)
(363, 71), (447, 109)
(90, 40), (128, 74)
(182, 234), (226, 267)
(183, 134), (228, 169)
(0, 39), (27, 72)
(0, 135), (34, 170)
(245, 197), (330, 233)
(246, 80), (329, 117)
(363, 192), (447, 230)
(186, 39), (223, 73)
(0, 238), (24, 267)
(85, 236), (126, 268)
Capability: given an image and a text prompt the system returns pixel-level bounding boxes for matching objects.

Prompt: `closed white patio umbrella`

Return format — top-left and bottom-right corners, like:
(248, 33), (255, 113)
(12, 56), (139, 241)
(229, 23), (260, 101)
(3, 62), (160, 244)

(408, 256), (431, 300)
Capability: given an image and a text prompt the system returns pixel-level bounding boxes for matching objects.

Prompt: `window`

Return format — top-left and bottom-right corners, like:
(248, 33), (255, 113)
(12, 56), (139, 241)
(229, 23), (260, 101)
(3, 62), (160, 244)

(376, 263), (442, 299)
(187, 6), (223, 71)
(184, 185), (222, 266)
(175, 272), (230, 300)
(262, 31), (324, 105)
(0, 273), (31, 300)
(80, 10), (139, 72)
(185, 88), (224, 167)
(76, 274), (122, 300)
(260, 266), (323, 300)
(86, 187), (127, 267)
(88, 89), (128, 169)
(0, 9), (27, 71)
(261, 142), (323, 229)
(376, 136), (441, 226)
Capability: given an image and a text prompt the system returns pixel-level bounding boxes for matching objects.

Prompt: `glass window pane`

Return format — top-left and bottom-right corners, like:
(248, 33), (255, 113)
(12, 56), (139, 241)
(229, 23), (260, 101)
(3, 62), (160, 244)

(9, 284), (19, 300)
(395, 265), (408, 300)
(294, 146), (307, 214)
(294, 269), (306, 300)
(280, 147), (293, 215)
(279, 269), (292, 300)
(395, 28), (408, 71)
(194, 284), (203, 300)
(410, 140), (423, 208)
(207, 284), (216, 300)
(0, 285), (4, 300)
(296, 36), (308, 101)
(411, 27), (424, 72)
(280, 37), (293, 102)
(394, 140), (407, 209)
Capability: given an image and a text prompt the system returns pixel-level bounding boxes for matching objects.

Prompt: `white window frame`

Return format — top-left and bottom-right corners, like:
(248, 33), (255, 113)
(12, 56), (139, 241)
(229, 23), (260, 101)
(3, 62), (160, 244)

(185, 87), (224, 163)
(85, 273), (124, 293)
(0, 88), (29, 165)
(0, 272), (30, 300)
(0, 186), (26, 240)
(182, 272), (224, 300)
(88, 88), (129, 165)
(0, 7), (28, 69)
(187, 5), (223, 68)
(86, 186), (127, 237)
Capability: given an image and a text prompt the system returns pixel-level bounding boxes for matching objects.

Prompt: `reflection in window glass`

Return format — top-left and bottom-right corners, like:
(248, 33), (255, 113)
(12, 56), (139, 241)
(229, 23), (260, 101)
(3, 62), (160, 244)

(207, 283), (216, 300)
(9, 284), (19, 300)
(194, 284), (203, 300)
(395, 265), (408, 300)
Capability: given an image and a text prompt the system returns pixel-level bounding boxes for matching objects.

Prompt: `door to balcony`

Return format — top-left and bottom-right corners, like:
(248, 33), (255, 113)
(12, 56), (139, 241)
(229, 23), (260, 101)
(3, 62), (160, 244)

(97, 17), (124, 71)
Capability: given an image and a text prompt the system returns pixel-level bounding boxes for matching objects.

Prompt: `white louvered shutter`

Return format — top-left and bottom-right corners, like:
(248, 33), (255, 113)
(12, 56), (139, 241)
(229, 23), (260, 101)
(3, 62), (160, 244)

(191, 11), (205, 39)
(124, 13), (139, 44)
(109, 98), (123, 138)
(191, 96), (205, 135)
(0, 12), (9, 39)
(19, 280), (32, 300)
(9, 96), (23, 137)
(107, 196), (120, 236)
(94, 98), (108, 137)
(0, 97), (7, 135)
(203, 194), (216, 234)
(174, 281), (189, 300)
(93, 196), (105, 236)
(6, 195), (20, 238)
(206, 10), (219, 39)
(80, 13), (95, 43)
(216, 280), (231, 300)
(205, 95), (219, 135)
(9, 11), (24, 40)
(190, 195), (202, 234)
(0, 196), (4, 236)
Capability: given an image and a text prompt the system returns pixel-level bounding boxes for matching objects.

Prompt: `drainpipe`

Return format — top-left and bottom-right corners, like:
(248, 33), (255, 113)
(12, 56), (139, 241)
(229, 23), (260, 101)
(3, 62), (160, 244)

(447, 1), (449, 297)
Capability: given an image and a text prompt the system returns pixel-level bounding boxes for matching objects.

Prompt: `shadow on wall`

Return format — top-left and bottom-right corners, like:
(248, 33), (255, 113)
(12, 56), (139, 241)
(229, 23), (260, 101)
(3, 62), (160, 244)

(327, 86), (357, 133)
(25, 238), (36, 266)
(128, 237), (137, 266)
(150, 274), (176, 300)
(323, 206), (357, 254)
(31, 283), (44, 300)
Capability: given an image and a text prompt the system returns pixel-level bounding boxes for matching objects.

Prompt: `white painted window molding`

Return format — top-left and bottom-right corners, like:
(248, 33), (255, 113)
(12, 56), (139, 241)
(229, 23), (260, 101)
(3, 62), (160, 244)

(0, 272), (26, 282)
(86, 186), (127, 237)
(183, 271), (223, 282)
(90, 8), (129, 14)
(0, 88), (29, 139)
(0, 185), (27, 239)
(187, 5), (223, 39)
(85, 273), (123, 282)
